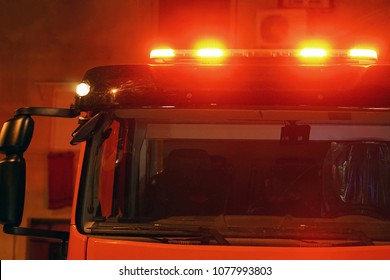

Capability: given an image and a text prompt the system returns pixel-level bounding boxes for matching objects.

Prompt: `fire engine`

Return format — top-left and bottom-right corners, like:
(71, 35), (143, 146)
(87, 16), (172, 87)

(1, 44), (390, 259)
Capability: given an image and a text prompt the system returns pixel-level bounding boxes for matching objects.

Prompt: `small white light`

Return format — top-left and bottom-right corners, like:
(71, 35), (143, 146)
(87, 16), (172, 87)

(76, 82), (90, 97)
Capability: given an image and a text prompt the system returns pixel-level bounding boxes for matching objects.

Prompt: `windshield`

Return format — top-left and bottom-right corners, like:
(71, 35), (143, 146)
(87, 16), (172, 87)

(77, 109), (390, 246)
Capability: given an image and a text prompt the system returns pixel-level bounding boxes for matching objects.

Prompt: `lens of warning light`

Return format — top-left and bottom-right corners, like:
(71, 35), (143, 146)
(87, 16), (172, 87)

(196, 48), (224, 58)
(150, 49), (175, 59)
(349, 49), (378, 60)
(299, 48), (327, 58)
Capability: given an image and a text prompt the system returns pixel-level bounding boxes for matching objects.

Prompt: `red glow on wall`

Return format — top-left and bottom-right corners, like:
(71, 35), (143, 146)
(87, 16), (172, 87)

(48, 152), (75, 209)
(157, 0), (230, 48)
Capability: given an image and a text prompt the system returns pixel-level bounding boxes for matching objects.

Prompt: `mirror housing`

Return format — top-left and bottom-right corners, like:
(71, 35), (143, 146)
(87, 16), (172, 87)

(0, 157), (26, 226)
(0, 115), (34, 226)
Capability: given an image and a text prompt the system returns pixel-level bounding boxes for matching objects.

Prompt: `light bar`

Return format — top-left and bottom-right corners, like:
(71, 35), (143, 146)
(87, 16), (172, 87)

(149, 48), (378, 65)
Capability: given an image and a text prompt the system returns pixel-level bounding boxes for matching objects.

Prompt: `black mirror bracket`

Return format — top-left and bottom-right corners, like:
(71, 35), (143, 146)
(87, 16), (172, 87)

(0, 105), (80, 254)
(3, 225), (69, 258)
(14, 107), (80, 118)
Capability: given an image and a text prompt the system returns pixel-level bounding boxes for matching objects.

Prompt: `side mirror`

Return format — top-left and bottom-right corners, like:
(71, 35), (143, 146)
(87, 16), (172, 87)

(0, 115), (34, 226)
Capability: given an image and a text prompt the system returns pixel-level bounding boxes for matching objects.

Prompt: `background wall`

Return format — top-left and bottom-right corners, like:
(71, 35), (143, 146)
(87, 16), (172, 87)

(1, 0), (389, 259)
(0, 0), (158, 259)
(233, 0), (390, 59)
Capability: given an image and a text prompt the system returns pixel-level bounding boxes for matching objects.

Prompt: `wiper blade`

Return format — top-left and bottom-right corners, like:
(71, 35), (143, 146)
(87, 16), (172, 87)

(88, 222), (230, 245)
(87, 219), (380, 246)
(341, 228), (374, 246)
(224, 226), (375, 245)
(209, 228), (230, 245)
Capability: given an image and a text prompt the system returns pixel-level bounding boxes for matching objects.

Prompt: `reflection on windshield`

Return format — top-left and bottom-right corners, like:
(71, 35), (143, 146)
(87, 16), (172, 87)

(89, 119), (390, 245)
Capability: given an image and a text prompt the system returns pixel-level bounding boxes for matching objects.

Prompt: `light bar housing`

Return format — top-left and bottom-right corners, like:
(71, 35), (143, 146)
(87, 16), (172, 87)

(150, 48), (378, 65)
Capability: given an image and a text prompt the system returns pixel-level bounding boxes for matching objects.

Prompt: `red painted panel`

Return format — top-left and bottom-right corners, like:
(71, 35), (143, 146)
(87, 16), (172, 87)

(86, 237), (390, 260)
(67, 225), (87, 260)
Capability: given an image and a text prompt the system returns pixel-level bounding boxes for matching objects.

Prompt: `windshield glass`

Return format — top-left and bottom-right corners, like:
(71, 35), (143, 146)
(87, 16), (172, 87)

(78, 109), (390, 246)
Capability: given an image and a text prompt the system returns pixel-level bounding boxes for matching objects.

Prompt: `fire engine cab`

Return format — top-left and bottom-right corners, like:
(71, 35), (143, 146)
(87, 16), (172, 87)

(1, 46), (390, 259)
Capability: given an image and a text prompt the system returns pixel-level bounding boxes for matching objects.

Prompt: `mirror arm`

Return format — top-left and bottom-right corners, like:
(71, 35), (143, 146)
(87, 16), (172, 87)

(3, 225), (69, 258)
(3, 225), (69, 242)
(14, 107), (80, 118)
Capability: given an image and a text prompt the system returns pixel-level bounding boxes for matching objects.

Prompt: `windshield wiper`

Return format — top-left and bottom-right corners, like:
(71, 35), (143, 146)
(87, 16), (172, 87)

(88, 222), (230, 245)
(337, 228), (374, 246)
(226, 226), (376, 246)
(87, 218), (382, 246)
